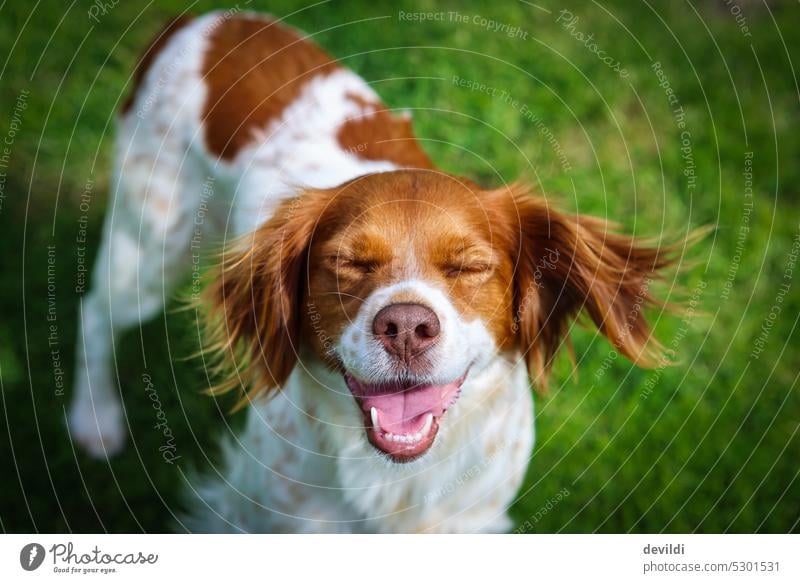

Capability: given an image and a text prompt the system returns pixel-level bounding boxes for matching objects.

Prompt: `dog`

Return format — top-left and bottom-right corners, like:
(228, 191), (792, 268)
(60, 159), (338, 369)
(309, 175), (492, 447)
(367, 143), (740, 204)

(69, 11), (679, 532)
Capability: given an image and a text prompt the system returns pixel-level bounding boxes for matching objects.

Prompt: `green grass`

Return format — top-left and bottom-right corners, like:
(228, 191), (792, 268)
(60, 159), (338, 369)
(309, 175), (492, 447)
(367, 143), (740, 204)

(1, 0), (798, 532)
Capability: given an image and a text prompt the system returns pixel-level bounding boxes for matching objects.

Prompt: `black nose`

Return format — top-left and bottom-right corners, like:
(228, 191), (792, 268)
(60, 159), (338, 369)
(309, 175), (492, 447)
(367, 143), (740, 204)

(372, 303), (441, 363)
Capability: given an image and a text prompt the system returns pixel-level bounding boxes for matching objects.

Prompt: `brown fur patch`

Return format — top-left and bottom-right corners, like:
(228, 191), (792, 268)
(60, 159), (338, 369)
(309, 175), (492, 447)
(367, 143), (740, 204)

(120, 15), (194, 115)
(336, 96), (433, 169)
(201, 15), (339, 160)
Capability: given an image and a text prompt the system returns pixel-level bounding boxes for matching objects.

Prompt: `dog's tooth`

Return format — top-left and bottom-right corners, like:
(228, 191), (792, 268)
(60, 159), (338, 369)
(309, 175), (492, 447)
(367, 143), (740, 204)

(421, 413), (434, 436)
(370, 407), (379, 430)
(413, 432), (422, 442)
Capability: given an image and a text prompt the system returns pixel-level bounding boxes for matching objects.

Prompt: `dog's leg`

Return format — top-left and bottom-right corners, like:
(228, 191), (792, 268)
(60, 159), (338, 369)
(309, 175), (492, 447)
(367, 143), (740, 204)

(69, 216), (136, 458)
(69, 136), (202, 458)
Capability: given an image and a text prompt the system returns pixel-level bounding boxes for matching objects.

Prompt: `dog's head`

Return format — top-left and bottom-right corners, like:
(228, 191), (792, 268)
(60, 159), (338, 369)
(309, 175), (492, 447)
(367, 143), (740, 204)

(208, 170), (678, 462)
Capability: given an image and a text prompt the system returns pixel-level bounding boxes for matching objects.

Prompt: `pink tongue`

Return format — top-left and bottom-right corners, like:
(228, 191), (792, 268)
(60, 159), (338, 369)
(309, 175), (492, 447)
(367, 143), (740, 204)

(350, 379), (461, 434)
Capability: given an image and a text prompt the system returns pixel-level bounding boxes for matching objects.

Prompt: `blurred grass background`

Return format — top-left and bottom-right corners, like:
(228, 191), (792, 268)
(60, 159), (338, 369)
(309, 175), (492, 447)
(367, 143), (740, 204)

(0, 0), (798, 532)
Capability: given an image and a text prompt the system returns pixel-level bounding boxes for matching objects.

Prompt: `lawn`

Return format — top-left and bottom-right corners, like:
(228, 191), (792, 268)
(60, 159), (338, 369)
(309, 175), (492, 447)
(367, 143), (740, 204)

(0, 0), (798, 533)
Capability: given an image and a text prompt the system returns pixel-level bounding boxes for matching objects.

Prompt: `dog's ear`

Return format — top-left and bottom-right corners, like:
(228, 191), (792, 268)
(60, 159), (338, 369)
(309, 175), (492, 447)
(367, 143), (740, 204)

(495, 184), (683, 390)
(205, 189), (330, 406)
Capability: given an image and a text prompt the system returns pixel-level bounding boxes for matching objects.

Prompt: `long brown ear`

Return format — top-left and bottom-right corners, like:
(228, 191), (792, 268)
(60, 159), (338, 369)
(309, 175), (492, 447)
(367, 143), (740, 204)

(204, 190), (328, 407)
(501, 184), (686, 390)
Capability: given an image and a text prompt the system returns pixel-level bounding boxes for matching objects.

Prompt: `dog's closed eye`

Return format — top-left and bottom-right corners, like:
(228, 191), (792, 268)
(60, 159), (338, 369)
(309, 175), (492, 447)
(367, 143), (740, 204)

(337, 257), (382, 274)
(440, 261), (493, 278)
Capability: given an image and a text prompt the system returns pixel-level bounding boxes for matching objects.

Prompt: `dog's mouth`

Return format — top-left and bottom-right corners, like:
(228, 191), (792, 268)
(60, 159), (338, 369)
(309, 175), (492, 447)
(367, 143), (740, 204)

(344, 371), (467, 462)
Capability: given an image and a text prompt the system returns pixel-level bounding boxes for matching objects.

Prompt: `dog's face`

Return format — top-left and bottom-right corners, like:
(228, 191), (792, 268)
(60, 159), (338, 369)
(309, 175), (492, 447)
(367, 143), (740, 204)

(211, 170), (674, 462)
(303, 173), (515, 461)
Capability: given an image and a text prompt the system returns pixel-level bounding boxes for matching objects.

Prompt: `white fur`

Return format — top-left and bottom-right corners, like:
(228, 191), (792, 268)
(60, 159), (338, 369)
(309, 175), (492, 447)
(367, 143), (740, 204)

(70, 11), (536, 533)
(70, 13), (215, 456)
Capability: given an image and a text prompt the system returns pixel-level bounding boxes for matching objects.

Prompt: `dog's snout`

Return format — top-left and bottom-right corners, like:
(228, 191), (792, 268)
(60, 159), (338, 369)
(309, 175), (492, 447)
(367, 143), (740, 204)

(372, 303), (440, 362)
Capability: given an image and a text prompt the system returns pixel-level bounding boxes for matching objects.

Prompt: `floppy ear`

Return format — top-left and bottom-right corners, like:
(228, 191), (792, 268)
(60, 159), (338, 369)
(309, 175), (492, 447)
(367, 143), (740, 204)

(204, 190), (329, 405)
(501, 184), (682, 389)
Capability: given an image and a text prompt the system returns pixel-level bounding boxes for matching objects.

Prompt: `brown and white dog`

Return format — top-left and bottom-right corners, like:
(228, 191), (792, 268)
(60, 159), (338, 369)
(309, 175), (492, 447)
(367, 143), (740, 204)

(70, 11), (678, 532)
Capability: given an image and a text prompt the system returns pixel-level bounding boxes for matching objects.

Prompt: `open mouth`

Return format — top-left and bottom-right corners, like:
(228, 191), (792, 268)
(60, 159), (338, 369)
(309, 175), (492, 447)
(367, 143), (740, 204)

(344, 371), (467, 462)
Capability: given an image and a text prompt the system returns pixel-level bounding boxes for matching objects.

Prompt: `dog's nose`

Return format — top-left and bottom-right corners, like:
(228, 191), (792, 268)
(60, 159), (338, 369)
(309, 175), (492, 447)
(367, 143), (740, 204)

(372, 303), (440, 362)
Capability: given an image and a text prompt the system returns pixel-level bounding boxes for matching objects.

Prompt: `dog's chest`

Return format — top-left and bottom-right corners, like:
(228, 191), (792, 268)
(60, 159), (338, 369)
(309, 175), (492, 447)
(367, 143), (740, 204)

(213, 357), (534, 533)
